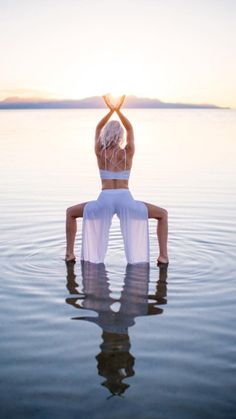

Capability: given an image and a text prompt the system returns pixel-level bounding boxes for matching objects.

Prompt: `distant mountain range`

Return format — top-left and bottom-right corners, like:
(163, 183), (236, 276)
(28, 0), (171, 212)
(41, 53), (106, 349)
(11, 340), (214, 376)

(0, 95), (229, 109)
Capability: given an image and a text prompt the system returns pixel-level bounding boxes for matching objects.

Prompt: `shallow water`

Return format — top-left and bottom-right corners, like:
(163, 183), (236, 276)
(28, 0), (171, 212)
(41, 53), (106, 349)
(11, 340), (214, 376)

(0, 109), (236, 418)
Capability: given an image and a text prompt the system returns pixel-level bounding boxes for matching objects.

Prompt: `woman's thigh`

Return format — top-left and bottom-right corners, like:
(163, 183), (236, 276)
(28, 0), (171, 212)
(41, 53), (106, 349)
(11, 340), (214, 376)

(143, 201), (167, 220)
(67, 202), (88, 218)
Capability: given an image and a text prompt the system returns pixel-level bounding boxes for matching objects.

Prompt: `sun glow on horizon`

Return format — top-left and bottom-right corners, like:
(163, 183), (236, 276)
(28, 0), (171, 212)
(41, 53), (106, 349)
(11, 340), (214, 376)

(0, 0), (236, 108)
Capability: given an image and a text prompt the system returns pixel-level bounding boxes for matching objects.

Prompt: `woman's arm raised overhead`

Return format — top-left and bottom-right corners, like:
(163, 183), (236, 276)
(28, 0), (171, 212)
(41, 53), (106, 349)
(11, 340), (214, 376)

(116, 108), (135, 155)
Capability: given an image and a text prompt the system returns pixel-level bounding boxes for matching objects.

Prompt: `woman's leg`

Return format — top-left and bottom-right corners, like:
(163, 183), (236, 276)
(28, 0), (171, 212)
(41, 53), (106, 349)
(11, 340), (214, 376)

(65, 202), (88, 261)
(117, 196), (150, 264)
(143, 202), (168, 264)
(81, 200), (113, 264)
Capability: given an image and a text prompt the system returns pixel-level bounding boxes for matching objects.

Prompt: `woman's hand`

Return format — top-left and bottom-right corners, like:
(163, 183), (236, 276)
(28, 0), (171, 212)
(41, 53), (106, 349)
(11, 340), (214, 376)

(102, 94), (126, 111)
(115, 95), (126, 111)
(102, 94), (115, 111)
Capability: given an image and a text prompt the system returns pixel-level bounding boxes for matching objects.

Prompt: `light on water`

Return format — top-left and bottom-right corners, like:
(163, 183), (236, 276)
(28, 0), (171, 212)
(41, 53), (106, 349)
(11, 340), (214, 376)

(0, 109), (236, 418)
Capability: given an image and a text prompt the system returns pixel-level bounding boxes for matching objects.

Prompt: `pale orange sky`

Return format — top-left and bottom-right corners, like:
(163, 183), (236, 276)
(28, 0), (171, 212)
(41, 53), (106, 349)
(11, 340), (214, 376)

(0, 0), (236, 107)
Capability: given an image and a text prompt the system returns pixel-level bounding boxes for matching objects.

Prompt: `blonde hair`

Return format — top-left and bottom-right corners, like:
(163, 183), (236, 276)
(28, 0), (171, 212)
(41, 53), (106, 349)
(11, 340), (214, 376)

(99, 120), (125, 149)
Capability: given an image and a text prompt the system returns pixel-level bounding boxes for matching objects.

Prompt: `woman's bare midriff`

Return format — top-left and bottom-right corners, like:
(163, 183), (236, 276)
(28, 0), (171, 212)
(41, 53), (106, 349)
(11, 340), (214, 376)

(101, 179), (129, 190)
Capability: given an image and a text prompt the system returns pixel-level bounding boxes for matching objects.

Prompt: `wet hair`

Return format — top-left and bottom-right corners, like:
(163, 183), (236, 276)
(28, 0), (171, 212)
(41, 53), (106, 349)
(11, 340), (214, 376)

(99, 120), (125, 149)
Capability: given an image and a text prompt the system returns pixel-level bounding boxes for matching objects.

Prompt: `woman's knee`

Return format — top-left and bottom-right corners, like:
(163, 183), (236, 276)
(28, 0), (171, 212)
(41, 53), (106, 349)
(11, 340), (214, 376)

(66, 202), (87, 218)
(66, 206), (74, 218)
(152, 206), (168, 220)
(160, 208), (168, 220)
(143, 202), (168, 220)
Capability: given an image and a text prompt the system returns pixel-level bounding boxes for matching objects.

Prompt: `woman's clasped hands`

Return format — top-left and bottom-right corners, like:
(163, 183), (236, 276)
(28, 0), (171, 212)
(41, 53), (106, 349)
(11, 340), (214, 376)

(102, 93), (126, 112)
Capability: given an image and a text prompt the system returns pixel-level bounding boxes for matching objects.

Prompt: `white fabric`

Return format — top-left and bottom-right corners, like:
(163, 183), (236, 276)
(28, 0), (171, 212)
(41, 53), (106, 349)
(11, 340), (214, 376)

(81, 189), (150, 264)
(99, 169), (130, 179)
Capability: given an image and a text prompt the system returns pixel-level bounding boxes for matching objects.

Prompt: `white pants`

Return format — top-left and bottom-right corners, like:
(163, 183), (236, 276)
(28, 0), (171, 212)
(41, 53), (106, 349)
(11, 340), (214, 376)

(81, 189), (150, 264)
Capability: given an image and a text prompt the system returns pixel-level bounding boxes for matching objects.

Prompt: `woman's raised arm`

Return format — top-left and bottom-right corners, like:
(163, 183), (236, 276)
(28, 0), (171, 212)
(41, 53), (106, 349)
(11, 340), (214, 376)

(116, 108), (133, 131)
(116, 108), (135, 154)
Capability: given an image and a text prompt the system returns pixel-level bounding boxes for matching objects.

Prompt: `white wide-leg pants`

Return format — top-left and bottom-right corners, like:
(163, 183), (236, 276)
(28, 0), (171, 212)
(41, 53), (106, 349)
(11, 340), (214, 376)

(81, 189), (150, 264)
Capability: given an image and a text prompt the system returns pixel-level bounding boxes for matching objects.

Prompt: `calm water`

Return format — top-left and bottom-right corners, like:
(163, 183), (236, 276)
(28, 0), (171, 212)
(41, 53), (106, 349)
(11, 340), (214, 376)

(0, 109), (236, 419)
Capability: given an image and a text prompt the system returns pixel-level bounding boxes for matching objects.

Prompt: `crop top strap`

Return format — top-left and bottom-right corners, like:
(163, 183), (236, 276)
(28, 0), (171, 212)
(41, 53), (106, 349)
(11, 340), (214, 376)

(104, 147), (126, 171)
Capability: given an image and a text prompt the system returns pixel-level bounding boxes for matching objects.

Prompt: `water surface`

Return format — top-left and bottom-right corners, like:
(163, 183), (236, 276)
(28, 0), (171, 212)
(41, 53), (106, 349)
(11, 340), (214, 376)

(0, 109), (236, 418)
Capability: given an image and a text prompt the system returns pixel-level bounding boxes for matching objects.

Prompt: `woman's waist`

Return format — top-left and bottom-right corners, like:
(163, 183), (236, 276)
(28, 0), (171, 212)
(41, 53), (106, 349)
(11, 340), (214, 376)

(101, 179), (129, 190)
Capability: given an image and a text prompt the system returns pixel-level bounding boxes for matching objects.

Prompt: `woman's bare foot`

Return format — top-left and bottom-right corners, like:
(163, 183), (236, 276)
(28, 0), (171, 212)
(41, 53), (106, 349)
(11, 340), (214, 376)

(157, 255), (169, 267)
(65, 253), (76, 264)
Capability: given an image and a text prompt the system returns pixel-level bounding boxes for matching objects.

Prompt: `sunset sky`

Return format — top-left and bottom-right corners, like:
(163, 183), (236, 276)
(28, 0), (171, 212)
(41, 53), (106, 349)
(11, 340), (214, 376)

(1, 0), (236, 107)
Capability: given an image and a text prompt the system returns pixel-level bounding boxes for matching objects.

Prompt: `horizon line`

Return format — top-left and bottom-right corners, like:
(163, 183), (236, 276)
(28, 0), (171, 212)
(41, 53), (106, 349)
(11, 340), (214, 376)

(0, 94), (230, 109)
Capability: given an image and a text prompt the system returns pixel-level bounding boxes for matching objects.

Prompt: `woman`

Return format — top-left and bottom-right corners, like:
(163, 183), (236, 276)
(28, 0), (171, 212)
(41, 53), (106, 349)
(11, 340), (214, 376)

(65, 94), (168, 267)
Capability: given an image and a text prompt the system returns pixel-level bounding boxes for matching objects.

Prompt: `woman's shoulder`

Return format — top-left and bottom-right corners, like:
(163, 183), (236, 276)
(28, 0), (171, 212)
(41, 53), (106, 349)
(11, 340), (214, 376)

(124, 144), (135, 158)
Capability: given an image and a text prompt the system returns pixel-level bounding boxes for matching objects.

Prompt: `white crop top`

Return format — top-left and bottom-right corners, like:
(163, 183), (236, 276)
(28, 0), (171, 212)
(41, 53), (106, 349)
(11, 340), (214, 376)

(99, 147), (130, 180)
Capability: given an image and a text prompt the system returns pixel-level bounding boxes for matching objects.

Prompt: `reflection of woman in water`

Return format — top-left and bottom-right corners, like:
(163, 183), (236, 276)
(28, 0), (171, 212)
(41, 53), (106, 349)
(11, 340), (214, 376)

(65, 94), (168, 266)
(65, 261), (168, 397)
